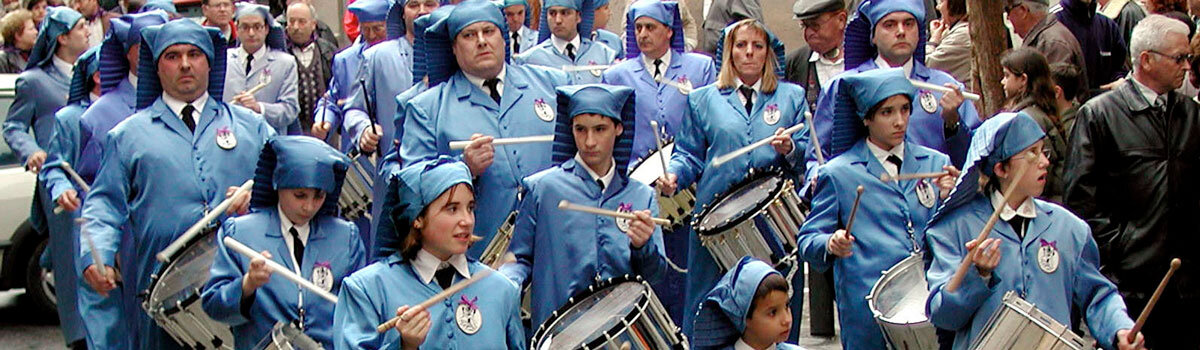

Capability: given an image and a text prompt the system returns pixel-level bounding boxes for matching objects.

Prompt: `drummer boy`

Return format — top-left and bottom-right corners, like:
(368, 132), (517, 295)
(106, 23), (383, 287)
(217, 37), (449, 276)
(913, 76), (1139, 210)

(498, 84), (668, 329)
(691, 256), (804, 350)
(924, 112), (1145, 350)
(201, 136), (368, 349)
(796, 68), (957, 349)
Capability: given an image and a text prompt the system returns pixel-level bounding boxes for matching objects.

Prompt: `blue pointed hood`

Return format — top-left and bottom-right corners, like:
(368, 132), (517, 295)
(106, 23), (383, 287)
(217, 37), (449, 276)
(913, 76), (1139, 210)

(135, 19), (228, 109)
(550, 84), (637, 174)
(827, 68), (916, 158)
(349, 0), (391, 23)
(692, 257), (784, 349)
(235, 3), (286, 51)
(425, 0), (509, 85)
(251, 136), (351, 216)
(378, 156), (474, 259)
(537, 0), (595, 42)
(27, 6), (82, 70)
(843, 0), (928, 70)
(410, 5), (456, 84)
(623, 0), (684, 59)
(67, 46), (100, 104)
(499, 0), (531, 27)
(99, 10), (168, 94)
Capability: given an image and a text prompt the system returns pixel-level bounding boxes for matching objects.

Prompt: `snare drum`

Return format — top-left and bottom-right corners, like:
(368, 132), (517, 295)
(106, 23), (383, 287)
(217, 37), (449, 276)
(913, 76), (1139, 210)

(866, 253), (938, 350)
(970, 291), (1087, 350)
(531, 275), (688, 350)
(254, 322), (324, 350)
(692, 169), (808, 271)
(628, 142), (697, 230)
(338, 149), (375, 221)
(142, 227), (234, 349)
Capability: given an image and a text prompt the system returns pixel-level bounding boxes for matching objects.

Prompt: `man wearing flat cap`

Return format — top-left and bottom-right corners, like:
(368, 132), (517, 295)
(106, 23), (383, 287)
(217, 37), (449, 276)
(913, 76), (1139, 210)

(784, 0), (845, 113)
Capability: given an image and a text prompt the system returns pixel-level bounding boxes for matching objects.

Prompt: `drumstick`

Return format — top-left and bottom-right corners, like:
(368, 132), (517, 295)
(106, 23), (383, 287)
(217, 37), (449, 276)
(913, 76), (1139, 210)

(53, 162), (91, 214)
(804, 111), (824, 165)
(222, 236), (339, 304)
(711, 123), (806, 168)
(909, 80), (982, 101)
(376, 269), (494, 333)
(243, 74), (272, 95)
(944, 155), (1032, 293)
(843, 186), (865, 237)
(77, 218), (111, 281)
(654, 75), (692, 94)
(360, 80), (382, 157)
(156, 179), (254, 262)
(880, 171), (950, 182)
(558, 200), (672, 226)
(1128, 258), (1182, 342)
(448, 135), (554, 150)
(650, 120), (669, 171)
(561, 64), (612, 72)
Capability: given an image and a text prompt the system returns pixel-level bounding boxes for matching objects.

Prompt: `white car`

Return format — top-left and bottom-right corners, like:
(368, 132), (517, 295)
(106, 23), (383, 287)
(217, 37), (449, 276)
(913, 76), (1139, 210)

(0, 73), (57, 315)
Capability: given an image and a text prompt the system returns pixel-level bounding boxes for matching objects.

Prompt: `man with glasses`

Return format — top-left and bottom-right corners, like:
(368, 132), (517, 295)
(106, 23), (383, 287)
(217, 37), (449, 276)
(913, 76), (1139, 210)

(1005, 0), (1089, 90)
(224, 3), (300, 134)
(1065, 15), (1200, 349)
(196, 0), (237, 47)
(784, 0), (845, 112)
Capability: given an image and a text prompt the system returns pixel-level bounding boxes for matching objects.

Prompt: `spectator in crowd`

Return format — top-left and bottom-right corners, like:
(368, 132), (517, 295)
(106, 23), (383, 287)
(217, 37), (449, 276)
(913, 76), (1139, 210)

(196, 0), (237, 46)
(1008, 0), (1089, 89)
(927, 0), (973, 88)
(1049, 62), (1083, 138)
(25, 0), (44, 27)
(1000, 48), (1067, 203)
(784, 0), (846, 111)
(275, 0), (337, 47)
(1056, 0), (1129, 93)
(71, 0), (104, 48)
(1099, 0), (1146, 45)
(697, 0), (762, 54)
(283, 1), (335, 133)
(0, 9), (36, 73)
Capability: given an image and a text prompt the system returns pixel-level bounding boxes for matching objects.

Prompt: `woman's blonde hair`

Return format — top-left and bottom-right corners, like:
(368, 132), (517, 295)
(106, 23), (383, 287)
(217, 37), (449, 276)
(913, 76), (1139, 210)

(0, 10), (32, 46)
(715, 19), (778, 93)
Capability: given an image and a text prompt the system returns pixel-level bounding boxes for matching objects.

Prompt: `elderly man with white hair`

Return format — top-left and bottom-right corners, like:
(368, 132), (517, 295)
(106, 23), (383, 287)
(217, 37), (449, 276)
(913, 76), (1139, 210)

(1065, 14), (1200, 349)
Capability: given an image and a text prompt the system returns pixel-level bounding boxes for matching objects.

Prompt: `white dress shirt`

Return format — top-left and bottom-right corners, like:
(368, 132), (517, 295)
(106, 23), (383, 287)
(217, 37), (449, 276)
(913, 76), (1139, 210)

(551, 34), (583, 59)
(643, 50), (672, 79)
(574, 153), (616, 189)
(278, 205), (311, 271)
(866, 139), (906, 178)
(161, 91), (211, 123)
(464, 65), (508, 98)
(736, 79), (762, 108)
(412, 249), (472, 285)
(874, 55), (914, 78)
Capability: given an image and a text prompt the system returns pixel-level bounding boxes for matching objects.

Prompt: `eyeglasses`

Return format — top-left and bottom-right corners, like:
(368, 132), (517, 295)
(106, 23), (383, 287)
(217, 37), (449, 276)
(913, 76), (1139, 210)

(1148, 50), (1193, 65)
(237, 23), (266, 32)
(798, 14), (831, 31)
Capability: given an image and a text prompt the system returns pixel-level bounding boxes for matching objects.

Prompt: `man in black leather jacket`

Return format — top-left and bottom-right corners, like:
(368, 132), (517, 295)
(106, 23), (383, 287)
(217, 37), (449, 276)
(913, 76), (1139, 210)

(1064, 14), (1199, 349)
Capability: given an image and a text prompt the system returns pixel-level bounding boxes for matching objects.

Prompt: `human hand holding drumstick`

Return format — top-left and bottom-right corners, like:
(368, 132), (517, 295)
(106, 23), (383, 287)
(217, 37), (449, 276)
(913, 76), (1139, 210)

(945, 152), (1033, 292)
(828, 186), (864, 257)
(377, 269), (494, 333)
(393, 305), (431, 350)
(1117, 258), (1181, 348)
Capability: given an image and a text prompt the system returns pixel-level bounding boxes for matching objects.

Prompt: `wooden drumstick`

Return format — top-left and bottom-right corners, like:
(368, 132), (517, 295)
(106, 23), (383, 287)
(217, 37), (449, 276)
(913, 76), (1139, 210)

(448, 135), (555, 150)
(711, 123), (805, 168)
(558, 200), (672, 226)
(909, 79), (982, 101)
(157, 179), (254, 262)
(53, 162), (91, 214)
(880, 171), (951, 182)
(561, 64), (612, 72)
(944, 156), (1032, 293)
(223, 236), (339, 304)
(654, 75), (692, 94)
(77, 218), (111, 282)
(650, 120), (669, 171)
(843, 186), (865, 237)
(804, 111), (824, 165)
(1128, 258), (1182, 342)
(376, 269), (494, 333)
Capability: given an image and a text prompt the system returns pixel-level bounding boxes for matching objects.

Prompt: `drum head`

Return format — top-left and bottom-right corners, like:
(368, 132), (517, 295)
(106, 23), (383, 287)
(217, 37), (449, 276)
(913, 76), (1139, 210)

(146, 227), (221, 310)
(256, 322), (324, 350)
(533, 277), (649, 350)
(628, 143), (674, 185)
(695, 173), (784, 234)
(868, 254), (929, 324)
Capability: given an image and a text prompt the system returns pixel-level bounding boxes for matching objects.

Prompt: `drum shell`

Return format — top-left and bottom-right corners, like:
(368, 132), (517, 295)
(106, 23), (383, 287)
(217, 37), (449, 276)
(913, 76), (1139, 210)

(626, 142), (697, 229)
(867, 254), (938, 350)
(142, 228), (235, 349)
(695, 177), (807, 271)
(256, 322), (324, 350)
(338, 153), (374, 220)
(970, 291), (1087, 350)
(531, 275), (688, 350)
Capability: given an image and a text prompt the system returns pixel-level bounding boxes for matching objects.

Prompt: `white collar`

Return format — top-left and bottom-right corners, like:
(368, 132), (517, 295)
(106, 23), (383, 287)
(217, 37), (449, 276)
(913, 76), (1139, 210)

(88, 92), (100, 102)
(241, 45), (266, 61)
(865, 139), (905, 165)
(990, 190), (1037, 221)
(51, 55), (73, 76)
(874, 55), (914, 78)
(809, 49), (844, 66)
(642, 50), (672, 74)
(128, 73), (138, 89)
(1130, 77), (1166, 106)
(734, 338), (775, 350)
(738, 78), (762, 93)
(277, 205), (310, 241)
(412, 249), (471, 285)
(574, 153), (616, 189)
(463, 65), (507, 95)
(161, 92), (210, 120)
(551, 34), (582, 57)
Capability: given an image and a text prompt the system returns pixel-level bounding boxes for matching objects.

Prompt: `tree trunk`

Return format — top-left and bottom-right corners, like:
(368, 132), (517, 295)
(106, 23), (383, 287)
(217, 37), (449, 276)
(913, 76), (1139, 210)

(967, 0), (1009, 118)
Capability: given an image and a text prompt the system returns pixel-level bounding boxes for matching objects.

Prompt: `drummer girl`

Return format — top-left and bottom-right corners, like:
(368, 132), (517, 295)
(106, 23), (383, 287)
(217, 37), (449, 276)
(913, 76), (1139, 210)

(692, 256), (804, 350)
(924, 112), (1145, 350)
(655, 18), (809, 337)
(201, 136), (368, 349)
(332, 156), (526, 350)
(796, 68), (957, 349)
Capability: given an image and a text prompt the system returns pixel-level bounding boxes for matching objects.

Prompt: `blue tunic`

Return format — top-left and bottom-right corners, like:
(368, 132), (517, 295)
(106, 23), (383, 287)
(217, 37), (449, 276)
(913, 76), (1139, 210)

(3, 64), (69, 162)
(592, 28), (624, 58)
(400, 65), (569, 258)
(371, 81), (431, 259)
(36, 100), (89, 346)
(499, 159), (668, 327)
(202, 210), (367, 349)
(925, 196), (1134, 350)
(796, 139), (949, 350)
(224, 48), (301, 135)
(345, 38), (414, 158)
(333, 256), (527, 350)
(515, 39), (617, 84)
(315, 42), (366, 151)
(78, 77), (137, 182)
(808, 60), (981, 170)
(669, 82), (809, 336)
(81, 96), (275, 349)
(602, 51), (716, 159)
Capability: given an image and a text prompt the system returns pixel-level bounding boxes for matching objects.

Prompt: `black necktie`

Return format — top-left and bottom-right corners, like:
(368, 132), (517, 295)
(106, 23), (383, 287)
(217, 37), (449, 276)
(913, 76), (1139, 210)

(181, 104), (197, 132)
(596, 179), (605, 191)
(565, 42), (576, 60)
(739, 86), (754, 114)
(512, 31), (520, 53)
(245, 53), (254, 75)
(653, 58), (663, 79)
(289, 227), (304, 266)
(1006, 216), (1028, 239)
(434, 265), (455, 289)
(483, 78), (501, 103)
(886, 154), (903, 171)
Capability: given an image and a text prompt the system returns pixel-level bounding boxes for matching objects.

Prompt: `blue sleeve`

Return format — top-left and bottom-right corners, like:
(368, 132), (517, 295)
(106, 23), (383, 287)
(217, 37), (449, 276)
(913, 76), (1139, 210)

(1073, 224), (1134, 350)
(332, 275), (393, 350)
(399, 99), (438, 166)
(944, 81), (980, 167)
(668, 93), (706, 189)
(804, 79), (837, 180)
(698, 59), (717, 87)
(348, 223), (369, 272)
(343, 59), (373, 145)
(925, 219), (998, 331)
(79, 132), (129, 267)
(505, 284), (528, 350)
(499, 178), (536, 287)
(257, 62), (300, 132)
(201, 220), (251, 326)
(796, 167), (838, 272)
(782, 96), (810, 174)
(41, 114), (76, 201)
(631, 193), (667, 286)
(314, 79), (344, 127)
(3, 75), (41, 161)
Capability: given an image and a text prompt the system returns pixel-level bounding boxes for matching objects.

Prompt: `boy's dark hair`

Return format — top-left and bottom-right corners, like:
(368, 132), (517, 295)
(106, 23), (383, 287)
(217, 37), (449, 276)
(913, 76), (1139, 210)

(1049, 63), (1081, 103)
(863, 95), (913, 121)
(746, 273), (789, 319)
